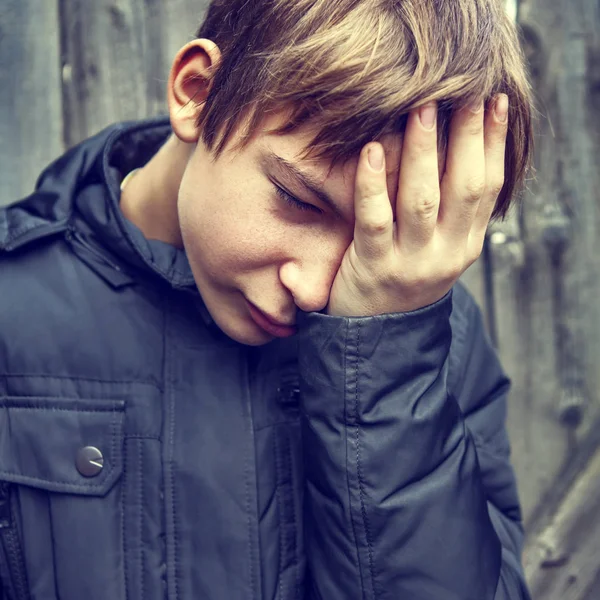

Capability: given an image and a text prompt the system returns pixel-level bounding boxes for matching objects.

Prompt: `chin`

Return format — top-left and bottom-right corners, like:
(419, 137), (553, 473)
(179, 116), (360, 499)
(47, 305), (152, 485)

(227, 329), (274, 347)
(199, 289), (276, 346)
(214, 314), (274, 347)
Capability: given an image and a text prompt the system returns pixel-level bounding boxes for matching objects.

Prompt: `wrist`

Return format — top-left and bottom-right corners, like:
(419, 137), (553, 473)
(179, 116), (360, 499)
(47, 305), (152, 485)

(326, 286), (453, 318)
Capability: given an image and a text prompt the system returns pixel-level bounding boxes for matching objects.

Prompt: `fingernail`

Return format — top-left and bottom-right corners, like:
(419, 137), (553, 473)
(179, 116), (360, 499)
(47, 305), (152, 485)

(494, 94), (509, 123)
(419, 102), (437, 130)
(368, 143), (384, 171)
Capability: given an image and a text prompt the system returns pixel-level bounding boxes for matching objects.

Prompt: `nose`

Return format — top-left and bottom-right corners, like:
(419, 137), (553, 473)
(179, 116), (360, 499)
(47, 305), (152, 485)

(279, 257), (339, 314)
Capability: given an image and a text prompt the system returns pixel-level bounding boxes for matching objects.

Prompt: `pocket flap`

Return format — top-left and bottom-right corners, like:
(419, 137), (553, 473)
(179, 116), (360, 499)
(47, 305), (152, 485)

(0, 397), (125, 495)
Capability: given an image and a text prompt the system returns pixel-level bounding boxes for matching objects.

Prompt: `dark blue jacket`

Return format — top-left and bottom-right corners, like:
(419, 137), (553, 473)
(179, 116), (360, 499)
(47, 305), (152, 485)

(0, 119), (530, 600)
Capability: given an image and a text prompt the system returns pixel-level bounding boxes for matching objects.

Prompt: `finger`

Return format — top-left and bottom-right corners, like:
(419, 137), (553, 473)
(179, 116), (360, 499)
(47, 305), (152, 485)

(471, 94), (509, 240)
(439, 100), (486, 240)
(354, 143), (394, 260)
(396, 102), (440, 249)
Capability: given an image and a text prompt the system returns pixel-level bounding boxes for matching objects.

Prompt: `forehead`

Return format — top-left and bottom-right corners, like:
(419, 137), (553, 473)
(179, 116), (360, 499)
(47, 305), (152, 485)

(258, 114), (404, 205)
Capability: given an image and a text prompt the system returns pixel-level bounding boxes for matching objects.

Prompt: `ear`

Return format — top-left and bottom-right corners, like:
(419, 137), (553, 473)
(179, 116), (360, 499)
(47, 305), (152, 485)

(167, 39), (222, 143)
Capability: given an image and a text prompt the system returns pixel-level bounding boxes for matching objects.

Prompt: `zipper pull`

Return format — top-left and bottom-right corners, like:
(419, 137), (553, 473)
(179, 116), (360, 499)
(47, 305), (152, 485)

(66, 226), (122, 271)
(64, 226), (135, 289)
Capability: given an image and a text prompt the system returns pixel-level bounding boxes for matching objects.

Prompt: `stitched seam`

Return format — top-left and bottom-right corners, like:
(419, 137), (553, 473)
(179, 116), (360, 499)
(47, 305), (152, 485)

(344, 321), (365, 595)
(4, 222), (59, 246)
(1, 441), (119, 487)
(1, 404), (123, 487)
(111, 406), (118, 470)
(117, 402), (126, 600)
(0, 405), (123, 413)
(166, 307), (180, 600)
(138, 438), (145, 600)
(111, 406), (121, 491)
(47, 491), (60, 599)
(354, 321), (377, 598)
(283, 428), (300, 600)
(244, 428), (256, 598)
(0, 374), (162, 390)
(242, 354), (258, 599)
(0, 472), (116, 489)
(275, 431), (285, 600)
(121, 438), (129, 600)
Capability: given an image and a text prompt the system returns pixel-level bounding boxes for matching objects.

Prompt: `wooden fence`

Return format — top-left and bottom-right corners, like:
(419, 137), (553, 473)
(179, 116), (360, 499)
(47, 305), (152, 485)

(1, 1), (599, 597)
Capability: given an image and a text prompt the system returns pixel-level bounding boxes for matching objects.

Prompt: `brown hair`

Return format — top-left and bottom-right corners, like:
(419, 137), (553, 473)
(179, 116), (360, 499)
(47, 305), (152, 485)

(195, 0), (533, 219)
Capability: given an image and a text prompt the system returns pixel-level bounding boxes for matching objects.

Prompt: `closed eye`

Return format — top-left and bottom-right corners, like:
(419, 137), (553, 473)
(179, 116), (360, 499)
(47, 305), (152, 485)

(274, 185), (323, 214)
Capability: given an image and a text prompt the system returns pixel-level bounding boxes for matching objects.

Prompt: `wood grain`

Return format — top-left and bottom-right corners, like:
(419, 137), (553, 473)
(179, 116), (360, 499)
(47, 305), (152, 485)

(516, 2), (600, 597)
(525, 442), (600, 599)
(1, 1), (600, 597)
(0, 0), (64, 204)
(59, 0), (210, 146)
(487, 200), (569, 524)
(60, 0), (164, 145)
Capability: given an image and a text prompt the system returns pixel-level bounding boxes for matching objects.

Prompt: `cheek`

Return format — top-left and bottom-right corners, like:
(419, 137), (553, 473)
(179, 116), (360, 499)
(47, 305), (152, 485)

(178, 168), (288, 275)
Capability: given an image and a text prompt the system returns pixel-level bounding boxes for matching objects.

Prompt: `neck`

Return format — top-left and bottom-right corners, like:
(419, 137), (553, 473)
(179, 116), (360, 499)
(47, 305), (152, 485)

(120, 133), (192, 248)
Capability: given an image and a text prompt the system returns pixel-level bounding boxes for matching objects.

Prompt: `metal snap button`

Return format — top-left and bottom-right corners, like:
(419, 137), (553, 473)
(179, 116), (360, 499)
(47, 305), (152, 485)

(76, 446), (104, 477)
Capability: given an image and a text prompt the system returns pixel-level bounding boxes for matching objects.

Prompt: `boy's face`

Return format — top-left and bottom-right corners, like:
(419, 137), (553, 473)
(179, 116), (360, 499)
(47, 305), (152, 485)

(177, 112), (402, 346)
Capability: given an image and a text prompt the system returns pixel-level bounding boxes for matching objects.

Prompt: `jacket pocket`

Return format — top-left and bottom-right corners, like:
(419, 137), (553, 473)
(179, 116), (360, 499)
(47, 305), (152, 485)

(0, 397), (126, 600)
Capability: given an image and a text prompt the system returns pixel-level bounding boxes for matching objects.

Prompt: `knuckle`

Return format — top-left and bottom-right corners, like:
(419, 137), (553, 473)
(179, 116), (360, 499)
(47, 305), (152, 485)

(411, 185), (440, 218)
(402, 269), (429, 289)
(469, 236), (486, 263)
(362, 220), (389, 236)
(358, 179), (386, 199)
(414, 136), (437, 154)
(442, 261), (464, 282)
(401, 257), (466, 292)
(467, 250), (481, 266)
(487, 177), (505, 199)
(467, 119), (484, 137)
(360, 212), (390, 236)
(415, 200), (438, 221)
(464, 178), (486, 202)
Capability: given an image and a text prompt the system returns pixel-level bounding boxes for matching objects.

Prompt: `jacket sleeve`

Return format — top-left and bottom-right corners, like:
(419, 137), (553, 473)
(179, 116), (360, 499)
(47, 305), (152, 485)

(297, 288), (530, 600)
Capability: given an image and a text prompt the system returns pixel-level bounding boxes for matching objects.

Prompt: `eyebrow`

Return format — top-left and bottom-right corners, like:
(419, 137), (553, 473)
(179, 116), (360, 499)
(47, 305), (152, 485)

(262, 151), (345, 219)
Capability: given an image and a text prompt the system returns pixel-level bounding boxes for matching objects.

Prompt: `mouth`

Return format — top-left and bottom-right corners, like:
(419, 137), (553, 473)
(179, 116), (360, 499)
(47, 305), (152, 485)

(246, 300), (297, 339)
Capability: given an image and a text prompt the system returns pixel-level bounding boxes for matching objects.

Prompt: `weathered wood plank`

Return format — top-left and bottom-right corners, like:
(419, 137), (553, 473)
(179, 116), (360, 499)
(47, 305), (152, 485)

(157, 0), (210, 70)
(524, 440), (600, 599)
(488, 199), (569, 523)
(60, 0), (210, 146)
(491, 0), (600, 537)
(60, 0), (163, 145)
(0, 0), (64, 204)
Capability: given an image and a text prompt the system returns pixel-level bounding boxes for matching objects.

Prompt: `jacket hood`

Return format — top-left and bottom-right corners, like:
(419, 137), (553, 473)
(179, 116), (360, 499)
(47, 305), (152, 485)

(1, 118), (197, 291)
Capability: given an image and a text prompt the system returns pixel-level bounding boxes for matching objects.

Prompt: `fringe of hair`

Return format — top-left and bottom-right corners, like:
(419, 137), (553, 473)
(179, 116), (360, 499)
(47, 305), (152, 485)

(196, 0), (534, 219)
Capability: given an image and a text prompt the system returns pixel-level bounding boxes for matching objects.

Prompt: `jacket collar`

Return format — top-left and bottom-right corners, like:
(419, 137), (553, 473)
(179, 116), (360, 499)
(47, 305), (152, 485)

(2, 117), (197, 290)
(79, 117), (197, 290)
(1, 118), (213, 323)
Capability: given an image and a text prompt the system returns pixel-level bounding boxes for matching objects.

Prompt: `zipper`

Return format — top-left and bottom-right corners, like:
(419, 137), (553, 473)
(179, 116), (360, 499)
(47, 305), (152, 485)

(65, 226), (123, 272)
(65, 226), (135, 289)
(277, 368), (301, 409)
(0, 483), (30, 600)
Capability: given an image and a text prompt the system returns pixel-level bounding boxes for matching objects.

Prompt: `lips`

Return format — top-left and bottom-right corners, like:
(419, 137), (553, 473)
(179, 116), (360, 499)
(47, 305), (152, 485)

(246, 301), (297, 338)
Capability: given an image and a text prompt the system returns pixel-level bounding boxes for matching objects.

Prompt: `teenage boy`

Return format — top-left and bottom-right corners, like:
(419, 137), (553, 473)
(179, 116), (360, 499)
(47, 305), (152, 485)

(0, 0), (533, 598)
